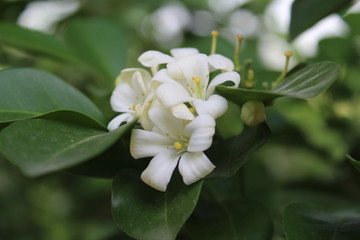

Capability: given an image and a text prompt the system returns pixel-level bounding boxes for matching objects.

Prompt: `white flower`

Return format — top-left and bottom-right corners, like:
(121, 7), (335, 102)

(153, 53), (240, 120)
(130, 106), (216, 192)
(138, 47), (235, 74)
(107, 68), (157, 131)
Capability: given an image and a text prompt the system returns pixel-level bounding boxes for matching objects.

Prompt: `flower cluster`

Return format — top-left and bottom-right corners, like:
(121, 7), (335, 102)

(108, 48), (240, 191)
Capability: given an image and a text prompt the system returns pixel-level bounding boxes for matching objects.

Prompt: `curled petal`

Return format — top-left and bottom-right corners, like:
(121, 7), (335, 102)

(176, 54), (210, 92)
(141, 149), (180, 192)
(110, 82), (138, 112)
(130, 129), (172, 159)
(152, 69), (178, 84)
(208, 54), (235, 72)
(194, 94), (228, 119)
(171, 104), (195, 121)
(149, 106), (187, 138)
(116, 68), (152, 85)
(170, 48), (199, 59)
(156, 83), (193, 108)
(107, 113), (133, 131)
(206, 71), (240, 98)
(179, 152), (215, 185)
(185, 115), (216, 152)
(138, 50), (174, 67)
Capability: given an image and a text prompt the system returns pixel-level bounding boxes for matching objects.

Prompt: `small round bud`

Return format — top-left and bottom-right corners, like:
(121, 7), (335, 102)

(240, 100), (267, 127)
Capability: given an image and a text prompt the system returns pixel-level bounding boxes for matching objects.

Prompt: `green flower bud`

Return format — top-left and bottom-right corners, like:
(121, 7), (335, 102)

(240, 100), (267, 127)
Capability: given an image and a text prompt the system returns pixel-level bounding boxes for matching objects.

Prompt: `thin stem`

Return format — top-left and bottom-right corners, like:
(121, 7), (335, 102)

(210, 30), (219, 55)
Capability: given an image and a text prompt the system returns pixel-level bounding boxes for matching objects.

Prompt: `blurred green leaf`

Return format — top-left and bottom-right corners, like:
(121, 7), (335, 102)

(67, 142), (144, 179)
(64, 18), (128, 86)
(112, 171), (203, 240)
(0, 22), (82, 64)
(216, 61), (340, 106)
(284, 202), (360, 240)
(187, 198), (273, 240)
(289, 0), (352, 41)
(347, 154), (360, 173)
(207, 123), (270, 179)
(0, 68), (107, 128)
(0, 119), (135, 177)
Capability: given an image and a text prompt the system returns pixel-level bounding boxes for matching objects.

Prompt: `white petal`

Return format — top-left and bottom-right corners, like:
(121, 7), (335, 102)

(156, 83), (193, 108)
(138, 50), (174, 67)
(167, 61), (186, 81)
(130, 129), (172, 159)
(107, 113), (133, 131)
(194, 94), (228, 119)
(206, 71), (240, 98)
(116, 68), (152, 85)
(141, 149), (180, 192)
(208, 54), (235, 72)
(184, 115), (216, 152)
(171, 104), (195, 120)
(170, 48), (199, 59)
(179, 152), (215, 185)
(176, 54), (210, 95)
(110, 82), (138, 112)
(149, 106), (187, 138)
(152, 69), (178, 84)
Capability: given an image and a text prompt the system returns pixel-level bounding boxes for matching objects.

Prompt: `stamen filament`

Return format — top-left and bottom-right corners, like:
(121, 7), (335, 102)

(272, 51), (293, 88)
(210, 30), (219, 55)
(234, 34), (243, 71)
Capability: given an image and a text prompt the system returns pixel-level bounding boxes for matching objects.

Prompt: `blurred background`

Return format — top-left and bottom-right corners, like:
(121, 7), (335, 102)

(1, 0), (360, 239)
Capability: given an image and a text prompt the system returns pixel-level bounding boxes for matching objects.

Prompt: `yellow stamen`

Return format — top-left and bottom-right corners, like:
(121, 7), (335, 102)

(192, 77), (201, 83)
(131, 104), (137, 111)
(173, 142), (183, 150)
(210, 30), (219, 55)
(234, 34), (244, 71)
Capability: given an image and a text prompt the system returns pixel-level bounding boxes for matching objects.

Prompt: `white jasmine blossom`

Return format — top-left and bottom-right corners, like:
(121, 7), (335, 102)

(108, 68), (157, 131)
(130, 106), (216, 192)
(153, 53), (240, 120)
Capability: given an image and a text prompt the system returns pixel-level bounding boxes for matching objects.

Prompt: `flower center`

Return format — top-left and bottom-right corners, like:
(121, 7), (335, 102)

(192, 76), (203, 99)
(173, 141), (183, 150)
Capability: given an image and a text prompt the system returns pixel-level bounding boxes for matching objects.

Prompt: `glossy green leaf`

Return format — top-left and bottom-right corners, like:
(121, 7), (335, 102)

(67, 142), (147, 179)
(0, 119), (135, 177)
(216, 61), (340, 106)
(289, 0), (352, 41)
(64, 18), (128, 84)
(187, 198), (273, 240)
(112, 171), (203, 240)
(346, 154), (360, 173)
(0, 22), (81, 64)
(284, 202), (360, 240)
(206, 123), (270, 179)
(0, 68), (107, 127)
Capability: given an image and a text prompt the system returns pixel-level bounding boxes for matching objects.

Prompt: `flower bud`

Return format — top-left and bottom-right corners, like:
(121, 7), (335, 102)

(240, 100), (267, 126)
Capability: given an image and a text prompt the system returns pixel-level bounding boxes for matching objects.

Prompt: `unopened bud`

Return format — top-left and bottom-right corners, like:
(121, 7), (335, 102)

(240, 101), (267, 126)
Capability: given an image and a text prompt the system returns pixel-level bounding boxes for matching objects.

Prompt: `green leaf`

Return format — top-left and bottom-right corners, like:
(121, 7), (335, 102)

(67, 142), (146, 179)
(284, 202), (360, 240)
(0, 68), (107, 127)
(64, 18), (128, 85)
(289, 0), (353, 41)
(0, 22), (81, 64)
(206, 123), (270, 179)
(346, 154), (360, 173)
(187, 198), (273, 240)
(216, 61), (340, 106)
(0, 119), (135, 177)
(112, 171), (203, 240)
